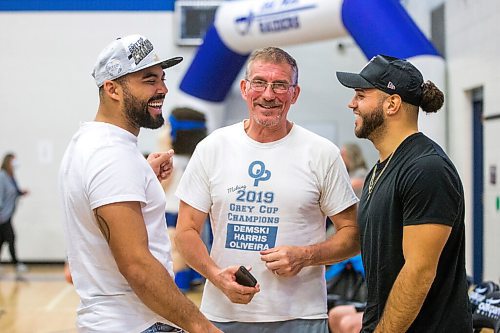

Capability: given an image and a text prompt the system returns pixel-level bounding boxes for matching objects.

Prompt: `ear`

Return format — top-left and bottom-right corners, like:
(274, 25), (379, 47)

(385, 94), (402, 116)
(290, 85), (301, 104)
(102, 80), (121, 101)
(240, 79), (249, 99)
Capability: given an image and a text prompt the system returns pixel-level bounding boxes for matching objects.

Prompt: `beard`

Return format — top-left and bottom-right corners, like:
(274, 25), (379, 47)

(254, 113), (282, 127)
(122, 85), (164, 130)
(252, 101), (283, 127)
(355, 102), (385, 139)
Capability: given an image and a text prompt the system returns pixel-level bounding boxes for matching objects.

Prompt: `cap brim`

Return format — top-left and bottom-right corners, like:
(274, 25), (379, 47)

(336, 71), (375, 89)
(160, 56), (183, 69)
(132, 56), (184, 74)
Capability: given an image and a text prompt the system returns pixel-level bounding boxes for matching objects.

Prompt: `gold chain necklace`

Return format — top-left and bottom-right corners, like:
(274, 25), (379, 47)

(368, 152), (394, 197)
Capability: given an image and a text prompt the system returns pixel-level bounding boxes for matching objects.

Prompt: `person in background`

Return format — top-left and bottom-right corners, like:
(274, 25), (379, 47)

(175, 46), (359, 333)
(59, 34), (221, 333)
(327, 142), (368, 236)
(336, 54), (472, 332)
(63, 260), (73, 284)
(0, 152), (29, 273)
(162, 107), (208, 292)
(326, 143), (367, 332)
(328, 304), (363, 333)
(340, 142), (368, 199)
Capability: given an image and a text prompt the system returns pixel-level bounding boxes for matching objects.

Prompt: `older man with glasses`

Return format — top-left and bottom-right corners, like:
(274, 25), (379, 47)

(174, 46), (360, 333)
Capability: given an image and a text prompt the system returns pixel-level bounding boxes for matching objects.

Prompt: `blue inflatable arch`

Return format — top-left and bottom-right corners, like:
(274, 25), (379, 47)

(178, 0), (445, 146)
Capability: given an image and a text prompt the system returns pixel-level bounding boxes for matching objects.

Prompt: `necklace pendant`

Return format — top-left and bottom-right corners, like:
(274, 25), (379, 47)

(367, 152), (394, 200)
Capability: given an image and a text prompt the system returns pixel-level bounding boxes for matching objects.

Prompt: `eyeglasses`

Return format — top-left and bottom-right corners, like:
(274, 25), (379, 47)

(246, 79), (296, 94)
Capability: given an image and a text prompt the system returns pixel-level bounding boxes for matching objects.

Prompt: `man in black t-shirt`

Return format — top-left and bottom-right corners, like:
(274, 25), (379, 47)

(335, 55), (472, 332)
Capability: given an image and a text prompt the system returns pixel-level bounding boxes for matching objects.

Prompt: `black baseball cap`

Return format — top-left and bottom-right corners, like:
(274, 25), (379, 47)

(336, 55), (423, 106)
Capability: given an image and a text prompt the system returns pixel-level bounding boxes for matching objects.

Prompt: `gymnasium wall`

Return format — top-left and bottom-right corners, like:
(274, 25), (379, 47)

(2, 0), (498, 285)
(0, 1), (370, 261)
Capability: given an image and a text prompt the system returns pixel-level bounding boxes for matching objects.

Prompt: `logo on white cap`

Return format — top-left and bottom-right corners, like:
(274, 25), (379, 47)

(105, 59), (123, 77)
(128, 37), (154, 65)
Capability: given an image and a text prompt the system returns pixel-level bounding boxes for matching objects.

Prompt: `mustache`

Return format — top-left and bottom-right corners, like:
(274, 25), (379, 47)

(149, 94), (166, 102)
(255, 101), (281, 108)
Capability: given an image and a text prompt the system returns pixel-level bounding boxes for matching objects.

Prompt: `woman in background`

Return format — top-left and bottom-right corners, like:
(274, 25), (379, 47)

(0, 153), (29, 273)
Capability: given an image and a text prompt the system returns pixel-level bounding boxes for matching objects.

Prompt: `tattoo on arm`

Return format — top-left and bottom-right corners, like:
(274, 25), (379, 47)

(94, 208), (110, 243)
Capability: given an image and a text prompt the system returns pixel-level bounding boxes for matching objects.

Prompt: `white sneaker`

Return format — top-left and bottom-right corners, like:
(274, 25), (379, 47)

(16, 263), (28, 273)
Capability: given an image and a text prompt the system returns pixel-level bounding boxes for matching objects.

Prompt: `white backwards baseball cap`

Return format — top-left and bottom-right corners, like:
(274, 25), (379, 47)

(92, 34), (183, 87)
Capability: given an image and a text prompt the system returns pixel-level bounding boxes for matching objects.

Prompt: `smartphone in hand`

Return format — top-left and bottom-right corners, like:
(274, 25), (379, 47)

(235, 266), (257, 287)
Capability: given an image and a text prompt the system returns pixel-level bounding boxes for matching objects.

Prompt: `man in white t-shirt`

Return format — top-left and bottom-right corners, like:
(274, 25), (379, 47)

(59, 34), (221, 333)
(175, 47), (360, 333)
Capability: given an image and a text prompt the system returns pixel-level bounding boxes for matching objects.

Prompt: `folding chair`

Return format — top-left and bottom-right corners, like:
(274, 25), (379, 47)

(326, 254), (366, 310)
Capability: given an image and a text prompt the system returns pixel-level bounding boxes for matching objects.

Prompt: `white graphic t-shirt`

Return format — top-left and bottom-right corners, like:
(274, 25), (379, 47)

(176, 121), (358, 322)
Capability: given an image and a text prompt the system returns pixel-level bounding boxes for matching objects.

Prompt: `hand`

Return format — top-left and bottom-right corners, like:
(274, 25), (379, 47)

(212, 266), (260, 304)
(260, 246), (309, 277)
(147, 150), (174, 181)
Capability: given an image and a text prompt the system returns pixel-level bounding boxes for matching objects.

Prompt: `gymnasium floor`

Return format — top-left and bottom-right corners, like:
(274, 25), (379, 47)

(0, 264), (202, 333)
(0, 265), (492, 332)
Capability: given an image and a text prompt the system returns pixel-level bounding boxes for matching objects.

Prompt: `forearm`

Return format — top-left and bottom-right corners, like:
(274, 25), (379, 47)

(122, 255), (213, 333)
(175, 228), (220, 282)
(305, 224), (360, 266)
(97, 201), (217, 332)
(375, 264), (435, 333)
(177, 222), (260, 305)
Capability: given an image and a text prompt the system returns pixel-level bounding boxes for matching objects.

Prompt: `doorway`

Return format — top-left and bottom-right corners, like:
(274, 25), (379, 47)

(471, 87), (483, 284)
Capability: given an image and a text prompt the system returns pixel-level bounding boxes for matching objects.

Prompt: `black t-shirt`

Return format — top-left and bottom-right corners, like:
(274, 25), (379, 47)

(358, 133), (472, 332)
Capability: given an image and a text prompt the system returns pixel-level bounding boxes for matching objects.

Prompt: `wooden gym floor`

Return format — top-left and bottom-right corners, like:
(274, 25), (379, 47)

(0, 264), (202, 333)
(0, 264), (492, 333)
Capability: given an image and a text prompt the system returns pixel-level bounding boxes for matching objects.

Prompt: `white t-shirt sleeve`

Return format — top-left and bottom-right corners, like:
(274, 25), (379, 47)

(86, 146), (147, 210)
(175, 147), (212, 213)
(320, 153), (359, 217)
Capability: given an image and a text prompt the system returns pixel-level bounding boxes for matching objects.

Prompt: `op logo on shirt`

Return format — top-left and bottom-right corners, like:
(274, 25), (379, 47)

(248, 161), (271, 186)
(223, 160), (278, 251)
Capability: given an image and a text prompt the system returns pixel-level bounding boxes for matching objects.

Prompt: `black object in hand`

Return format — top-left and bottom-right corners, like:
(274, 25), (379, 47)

(235, 266), (257, 287)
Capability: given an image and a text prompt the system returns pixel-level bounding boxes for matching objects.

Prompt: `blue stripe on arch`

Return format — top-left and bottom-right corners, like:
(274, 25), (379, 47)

(341, 0), (439, 59)
(180, 24), (249, 103)
(0, 0), (174, 11)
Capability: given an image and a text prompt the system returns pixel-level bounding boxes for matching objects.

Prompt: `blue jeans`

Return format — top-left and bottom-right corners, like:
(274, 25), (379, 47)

(141, 322), (185, 333)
